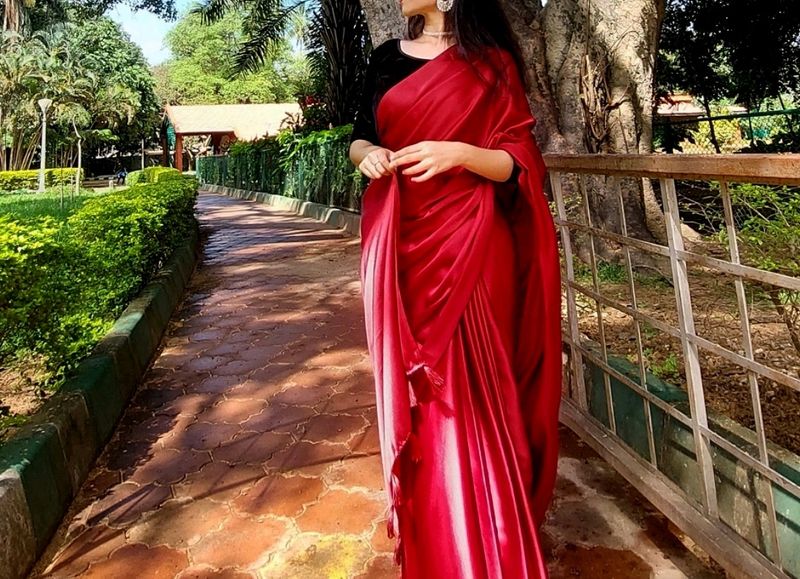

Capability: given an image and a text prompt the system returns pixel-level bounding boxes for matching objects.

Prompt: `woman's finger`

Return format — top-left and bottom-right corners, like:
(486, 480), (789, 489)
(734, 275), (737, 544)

(402, 160), (430, 176)
(391, 144), (421, 160)
(391, 151), (424, 168)
(360, 162), (378, 179)
(411, 167), (437, 182)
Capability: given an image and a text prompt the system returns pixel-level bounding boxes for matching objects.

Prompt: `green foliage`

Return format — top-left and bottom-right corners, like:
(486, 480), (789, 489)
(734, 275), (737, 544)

(643, 349), (682, 383)
(687, 112), (747, 153)
(126, 166), (182, 186)
(719, 182), (800, 353)
(727, 183), (800, 277)
(0, 168), (83, 190)
(0, 20), (159, 172)
(193, 0), (300, 75)
(659, 0), (800, 110)
(0, 188), (103, 221)
(0, 179), (198, 387)
(197, 125), (365, 210)
(306, 0), (370, 126)
(64, 18), (160, 153)
(155, 8), (304, 105)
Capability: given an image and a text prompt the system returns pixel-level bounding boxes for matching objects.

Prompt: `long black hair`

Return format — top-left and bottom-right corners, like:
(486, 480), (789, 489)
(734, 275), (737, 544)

(407, 0), (527, 91)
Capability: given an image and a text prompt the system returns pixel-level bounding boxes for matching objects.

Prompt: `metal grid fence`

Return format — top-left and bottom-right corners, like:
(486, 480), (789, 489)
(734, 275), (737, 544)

(655, 109), (800, 154)
(545, 154), (800, 578)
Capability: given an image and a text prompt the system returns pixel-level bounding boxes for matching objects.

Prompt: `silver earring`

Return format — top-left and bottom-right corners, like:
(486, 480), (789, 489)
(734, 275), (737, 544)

(436, 0), (454, 11)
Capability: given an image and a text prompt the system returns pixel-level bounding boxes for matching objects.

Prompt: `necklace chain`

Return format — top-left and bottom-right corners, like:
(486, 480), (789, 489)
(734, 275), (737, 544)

(422, 29), (453, 37)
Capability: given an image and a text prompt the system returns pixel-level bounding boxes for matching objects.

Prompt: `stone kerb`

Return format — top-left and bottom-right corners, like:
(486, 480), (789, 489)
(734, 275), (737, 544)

(0, 228), (200, 579)
(202, 184), (362, 237)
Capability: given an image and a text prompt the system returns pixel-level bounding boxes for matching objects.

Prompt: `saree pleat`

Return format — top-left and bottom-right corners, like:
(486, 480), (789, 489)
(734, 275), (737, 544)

(359, 44), (561, 578)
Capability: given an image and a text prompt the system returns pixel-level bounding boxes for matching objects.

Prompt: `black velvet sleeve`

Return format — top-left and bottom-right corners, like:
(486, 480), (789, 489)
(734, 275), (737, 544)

(350, 43), (385, 146)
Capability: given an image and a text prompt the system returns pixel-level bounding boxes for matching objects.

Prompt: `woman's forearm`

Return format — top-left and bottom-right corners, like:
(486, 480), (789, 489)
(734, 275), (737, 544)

(458, 143), (515, 182)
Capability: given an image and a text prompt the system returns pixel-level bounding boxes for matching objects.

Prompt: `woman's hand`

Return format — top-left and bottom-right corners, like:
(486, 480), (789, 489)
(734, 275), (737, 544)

(388, 141), (466, 183)
(390, 141), (515, 183)
(357, 146), (395, 180)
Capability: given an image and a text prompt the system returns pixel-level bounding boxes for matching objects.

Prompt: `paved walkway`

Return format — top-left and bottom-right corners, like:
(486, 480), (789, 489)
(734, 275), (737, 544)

(32, 192), (725, 578)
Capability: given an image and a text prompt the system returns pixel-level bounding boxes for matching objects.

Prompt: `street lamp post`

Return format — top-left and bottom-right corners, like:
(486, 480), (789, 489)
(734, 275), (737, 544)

(37, 98), (53, 193)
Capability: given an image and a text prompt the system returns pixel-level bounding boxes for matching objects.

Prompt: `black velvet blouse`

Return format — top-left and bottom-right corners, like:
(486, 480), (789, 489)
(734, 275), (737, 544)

(350, 38), (427, 146)
(350, 38), (520, 183)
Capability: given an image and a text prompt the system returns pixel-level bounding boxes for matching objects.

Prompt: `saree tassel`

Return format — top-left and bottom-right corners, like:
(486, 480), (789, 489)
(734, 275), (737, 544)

(407, 361), (444, 402)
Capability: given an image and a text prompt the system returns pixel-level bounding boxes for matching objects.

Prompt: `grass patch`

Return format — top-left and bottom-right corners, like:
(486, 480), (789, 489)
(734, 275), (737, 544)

(0, 189), (106, 222)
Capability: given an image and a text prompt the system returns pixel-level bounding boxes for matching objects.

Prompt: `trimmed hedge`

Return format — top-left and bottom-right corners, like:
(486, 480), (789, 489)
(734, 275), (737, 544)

(126, 167), (181, 186)
(0, 177), (198, 386)
(0, 168), (83, 191)
(196, 125), (366, 211)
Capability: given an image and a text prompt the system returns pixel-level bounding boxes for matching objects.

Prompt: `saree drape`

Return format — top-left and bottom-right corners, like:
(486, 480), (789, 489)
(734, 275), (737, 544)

(359, 44), (562, 578)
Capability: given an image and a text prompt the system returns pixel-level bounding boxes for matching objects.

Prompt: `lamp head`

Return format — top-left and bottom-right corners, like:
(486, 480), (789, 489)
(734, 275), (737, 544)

(38, 98), (53, 113)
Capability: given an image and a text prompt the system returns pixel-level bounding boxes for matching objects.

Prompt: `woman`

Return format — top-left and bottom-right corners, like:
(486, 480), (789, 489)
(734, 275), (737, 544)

(349, 1), (562, 576)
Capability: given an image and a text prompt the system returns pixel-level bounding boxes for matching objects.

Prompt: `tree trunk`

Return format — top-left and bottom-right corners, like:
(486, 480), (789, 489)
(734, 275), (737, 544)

(2, 0), (25, 33)
(358, 0), (685, 259)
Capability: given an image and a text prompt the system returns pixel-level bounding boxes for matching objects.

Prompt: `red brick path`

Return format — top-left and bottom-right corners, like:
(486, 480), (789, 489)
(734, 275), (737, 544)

(33, 192), (724, 579)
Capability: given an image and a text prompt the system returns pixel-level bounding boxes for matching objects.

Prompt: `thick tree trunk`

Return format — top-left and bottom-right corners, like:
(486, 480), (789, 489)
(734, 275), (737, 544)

(2, 0), (25, 33)
(359, 0), (681, 257)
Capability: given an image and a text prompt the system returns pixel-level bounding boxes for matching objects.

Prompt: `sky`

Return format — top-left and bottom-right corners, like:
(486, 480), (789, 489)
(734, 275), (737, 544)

(108, 0), (193, 66)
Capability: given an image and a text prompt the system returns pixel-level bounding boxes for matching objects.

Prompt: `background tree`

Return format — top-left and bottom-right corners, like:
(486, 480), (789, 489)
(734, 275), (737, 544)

(0, 18), (157, 171)
(155, 8), (303, 105)
(306, 0), (370, 127)
(193, 0), (371, 128)
(659, 0), (800, 112)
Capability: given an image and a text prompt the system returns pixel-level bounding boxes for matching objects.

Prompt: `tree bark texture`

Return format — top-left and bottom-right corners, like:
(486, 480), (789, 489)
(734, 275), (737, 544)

(359, 0), (673, 255)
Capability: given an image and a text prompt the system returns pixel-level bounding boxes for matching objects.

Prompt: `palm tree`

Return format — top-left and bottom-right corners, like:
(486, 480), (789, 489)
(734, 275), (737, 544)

(307, 0), (369, 127)
(193, 0), (370, 127)
(194, 0), (303, 73)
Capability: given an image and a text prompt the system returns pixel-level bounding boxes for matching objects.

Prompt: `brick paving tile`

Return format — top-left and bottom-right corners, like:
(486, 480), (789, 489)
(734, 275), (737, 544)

(189, 513), (288, 569)
(33, 193), (725, 579)
(82, 544), (189, 579)
(295, 489), (385, 534)
(173, 461), (264, 502)
(355, 556), (397, 579)
(232, 474), (325, 519)
(126, 498), (230, 548)
(44, 524), (127, 577)
(86, 482), (173, 528)
(177, 567), (256, 579)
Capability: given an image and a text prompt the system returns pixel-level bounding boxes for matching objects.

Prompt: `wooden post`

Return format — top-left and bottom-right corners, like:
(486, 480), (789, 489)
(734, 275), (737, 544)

(175, 134), (183, 172)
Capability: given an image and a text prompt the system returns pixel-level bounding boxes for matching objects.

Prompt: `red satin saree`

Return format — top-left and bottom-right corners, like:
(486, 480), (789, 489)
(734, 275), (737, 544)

(359, 44), (561, 578)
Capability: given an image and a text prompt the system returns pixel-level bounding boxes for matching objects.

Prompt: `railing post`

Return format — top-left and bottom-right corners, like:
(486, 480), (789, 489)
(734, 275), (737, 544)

(720, 181), (783, 567)
(659, 177), (719, 518)
(550, 171), (588, 410)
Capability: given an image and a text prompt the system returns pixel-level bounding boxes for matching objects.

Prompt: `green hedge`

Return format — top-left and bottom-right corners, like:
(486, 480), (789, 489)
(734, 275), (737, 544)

(0, 178), (198, 386)
(126, 166), (182, 186)
(196, 125), (366, 211)
(0, 168), (83, 191)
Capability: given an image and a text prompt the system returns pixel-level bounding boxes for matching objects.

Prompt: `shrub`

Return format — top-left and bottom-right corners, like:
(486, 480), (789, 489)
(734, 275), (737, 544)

(196, 125), (365, 211)
(720, 183), (800, 354)
(0, 168), (83, 191)
(126, 166), (182, 186)
(0, 178), (198, 386)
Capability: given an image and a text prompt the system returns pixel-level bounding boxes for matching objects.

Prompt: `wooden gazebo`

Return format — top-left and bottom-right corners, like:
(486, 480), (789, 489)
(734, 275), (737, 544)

(163, 103), (302, 171)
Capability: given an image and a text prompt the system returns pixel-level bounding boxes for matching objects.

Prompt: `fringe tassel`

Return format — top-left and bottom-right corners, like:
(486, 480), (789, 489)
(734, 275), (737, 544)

(407, 361), (445, 402)
(385, 360), (446, 568)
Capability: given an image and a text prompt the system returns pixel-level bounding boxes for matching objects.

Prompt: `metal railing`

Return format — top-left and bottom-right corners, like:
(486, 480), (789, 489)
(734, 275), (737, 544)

(545, 153), (800, 579)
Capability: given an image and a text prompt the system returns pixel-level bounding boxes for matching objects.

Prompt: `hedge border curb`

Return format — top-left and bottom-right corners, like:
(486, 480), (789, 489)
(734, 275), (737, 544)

(0, 225), (200, 579)
(202, 185), (362, 237)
